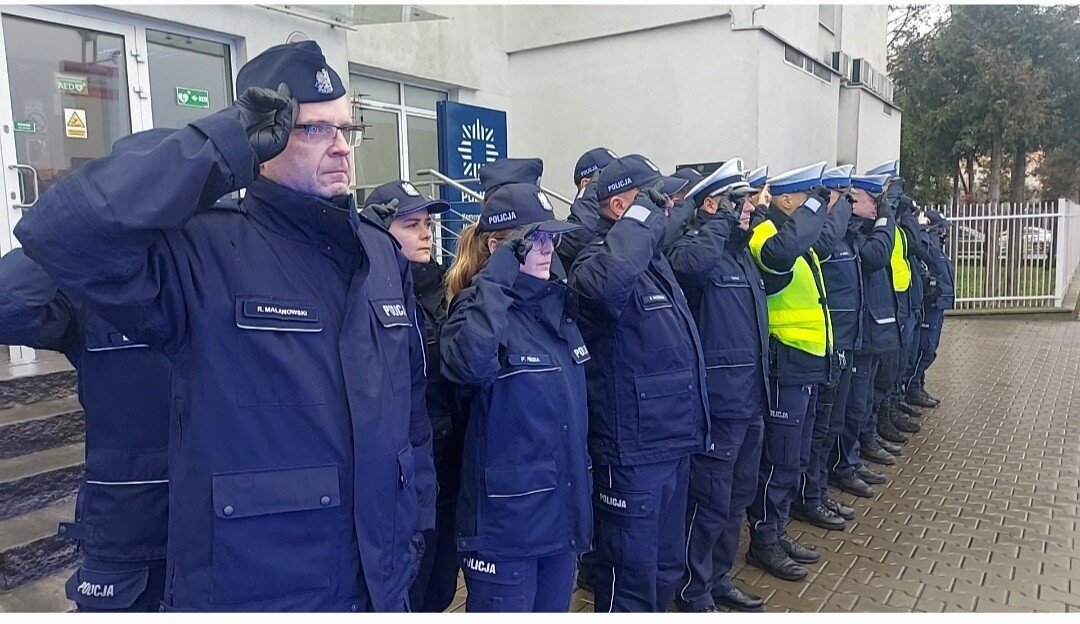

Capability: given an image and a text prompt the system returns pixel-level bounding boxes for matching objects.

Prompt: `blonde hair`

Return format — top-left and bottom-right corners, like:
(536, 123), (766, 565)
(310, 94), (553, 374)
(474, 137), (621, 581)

(444, 224), (512, 307)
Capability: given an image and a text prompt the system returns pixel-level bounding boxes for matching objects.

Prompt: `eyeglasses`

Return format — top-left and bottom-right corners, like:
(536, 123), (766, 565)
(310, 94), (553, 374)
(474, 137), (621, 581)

(293, 123), (365, 148)
(527, 230), (561, 248)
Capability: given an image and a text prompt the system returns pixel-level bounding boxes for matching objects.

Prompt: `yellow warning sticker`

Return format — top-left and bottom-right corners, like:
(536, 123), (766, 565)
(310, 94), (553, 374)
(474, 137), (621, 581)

(64, 108), (87, 139)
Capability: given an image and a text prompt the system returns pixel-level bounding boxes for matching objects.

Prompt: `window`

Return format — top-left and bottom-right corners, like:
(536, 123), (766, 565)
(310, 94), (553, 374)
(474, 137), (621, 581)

(819, 5), (837, 32)
(349, 73), (447, 203)
(783, 45), (833, 84)
(883, 103), (893, 116)
(146, 30), (233, 128)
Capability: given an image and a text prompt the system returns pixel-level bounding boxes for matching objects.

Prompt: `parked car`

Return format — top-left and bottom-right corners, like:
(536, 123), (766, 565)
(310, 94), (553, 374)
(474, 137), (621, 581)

(998, 227), (1053, 262)
(952, 225), (985, 262)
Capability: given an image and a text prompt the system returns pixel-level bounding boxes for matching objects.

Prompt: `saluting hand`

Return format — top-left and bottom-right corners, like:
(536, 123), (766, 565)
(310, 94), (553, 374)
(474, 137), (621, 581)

(234, 82), (298, 163)
(368, 198), (401, 226)
(500, 223), (542, 264)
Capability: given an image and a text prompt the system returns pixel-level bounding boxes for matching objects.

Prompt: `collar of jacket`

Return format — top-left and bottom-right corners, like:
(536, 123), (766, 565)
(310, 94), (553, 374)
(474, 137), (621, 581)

(244, 177), (357, 252)
(511, 272), (568, 331)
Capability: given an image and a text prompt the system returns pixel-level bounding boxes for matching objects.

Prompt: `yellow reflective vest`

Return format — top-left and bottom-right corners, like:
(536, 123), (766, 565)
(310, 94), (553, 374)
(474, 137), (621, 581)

(748, 219), (833, 357)
(891, 226), (912, 292)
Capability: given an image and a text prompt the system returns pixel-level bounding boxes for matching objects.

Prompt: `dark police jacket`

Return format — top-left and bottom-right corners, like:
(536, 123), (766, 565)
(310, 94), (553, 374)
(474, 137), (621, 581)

(441, 248), (592, 560)
(412, 260), (464, 507)
(925, 229), (956, 310)
(669, 209), (770, 430)
(569, 204), (710, 466)
(14, 109), (436, 612)
(752, 203), (832, 385)
(814, 198), (862, 352)
(0, 249), (170, 573)
(851, 216), (900, 355)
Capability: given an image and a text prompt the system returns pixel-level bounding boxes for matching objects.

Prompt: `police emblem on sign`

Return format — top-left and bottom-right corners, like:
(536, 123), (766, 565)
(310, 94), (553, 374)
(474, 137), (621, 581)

(537, 191), (553, 212)
(315, 68), (334, 95)
(401, 181), (421, 197)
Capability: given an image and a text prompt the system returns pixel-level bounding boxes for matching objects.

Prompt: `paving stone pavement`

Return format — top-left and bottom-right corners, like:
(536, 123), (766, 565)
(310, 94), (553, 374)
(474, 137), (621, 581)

(446, 316), (1080, 612)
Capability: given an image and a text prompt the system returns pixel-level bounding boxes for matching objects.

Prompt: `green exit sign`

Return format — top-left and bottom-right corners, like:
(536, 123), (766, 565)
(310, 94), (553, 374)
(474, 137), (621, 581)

(175, 86), (210, 109)
(13, 120), (36, 133)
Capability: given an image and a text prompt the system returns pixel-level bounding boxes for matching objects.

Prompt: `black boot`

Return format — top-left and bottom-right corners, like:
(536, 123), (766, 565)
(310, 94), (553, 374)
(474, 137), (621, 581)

(906, 387), (940, 408)
(896, 401), (924, 418)
(575, 552), (596, 593)
(859, 437), (896, 466)
(746, 541), (807, 581)
(877, 403), (911, 444)
(791, 502), (848, 530)
(824, 498), (856, 521)
(713, 585), (765, 612)
(856, 465), (887, 485)
(877, 435), (904, 456)
(893, 413), (922, 433)
(778, 532), (820, 564)
(829, 473), (875, 498)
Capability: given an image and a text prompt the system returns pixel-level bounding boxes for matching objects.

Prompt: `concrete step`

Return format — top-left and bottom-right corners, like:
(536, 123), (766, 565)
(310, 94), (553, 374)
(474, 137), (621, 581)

(0, 567), (75, 612)
(0, 363), (77, 411)
(0, 444), (83, 522)
(0, 396), (84, 460)
(0, 501), (78, 591)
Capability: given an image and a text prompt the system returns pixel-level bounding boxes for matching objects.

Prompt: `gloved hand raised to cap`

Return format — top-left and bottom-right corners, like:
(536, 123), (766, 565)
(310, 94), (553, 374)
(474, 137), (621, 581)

(877, 178), (903, 220)
(641, 182), (673, 214)
(368, 198), (401, 226)
(234, 82), (298, 163)
(810, 185), (832, 206)
(499, 223), (543, 264)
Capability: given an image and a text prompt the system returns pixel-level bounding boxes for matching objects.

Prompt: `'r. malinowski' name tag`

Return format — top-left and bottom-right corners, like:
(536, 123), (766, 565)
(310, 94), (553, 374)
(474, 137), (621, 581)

(243, 301), (319, 322)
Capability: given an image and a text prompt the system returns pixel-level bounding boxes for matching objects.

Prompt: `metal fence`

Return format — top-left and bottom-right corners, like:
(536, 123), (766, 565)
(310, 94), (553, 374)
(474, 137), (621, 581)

(935, 198), (1080, 311)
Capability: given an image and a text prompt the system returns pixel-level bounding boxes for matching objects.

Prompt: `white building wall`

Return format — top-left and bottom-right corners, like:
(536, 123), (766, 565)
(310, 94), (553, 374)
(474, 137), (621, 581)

(755, 35), (840, 173)
(505, 16), (760, 201)
(836, 5), (889, 71)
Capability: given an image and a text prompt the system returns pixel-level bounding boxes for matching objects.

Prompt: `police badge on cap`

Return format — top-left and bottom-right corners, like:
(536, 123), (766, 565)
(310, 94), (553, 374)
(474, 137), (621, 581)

(236, 40), (346, 103)
(400, 181), (421, 197)
(537, 191), (554, 212)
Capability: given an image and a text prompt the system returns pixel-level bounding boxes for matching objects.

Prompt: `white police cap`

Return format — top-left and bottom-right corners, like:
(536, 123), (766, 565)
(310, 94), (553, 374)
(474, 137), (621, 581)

(684, 158), (751, 206)
(767, 161), (828, 195)
(864, 159), (899, 176)
(746, 165), (769, 191)
(822, 164), (855, 191)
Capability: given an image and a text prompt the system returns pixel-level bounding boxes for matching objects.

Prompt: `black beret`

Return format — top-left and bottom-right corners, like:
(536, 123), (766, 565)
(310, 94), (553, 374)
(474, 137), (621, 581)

(236, 40), (346, 103)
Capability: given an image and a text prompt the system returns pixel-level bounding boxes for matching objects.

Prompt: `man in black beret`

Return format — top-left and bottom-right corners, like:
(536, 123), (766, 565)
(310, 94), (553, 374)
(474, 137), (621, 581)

(16, 40), (436, 612)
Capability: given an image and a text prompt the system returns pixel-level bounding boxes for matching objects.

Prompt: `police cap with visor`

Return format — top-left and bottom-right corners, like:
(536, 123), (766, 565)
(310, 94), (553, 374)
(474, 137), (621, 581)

(478, 183), (581, 235)
(480, 158), (544, 197)
(574, 147), (618, 185)
(594, 154), (664, 201)
(362, 180), (450, 226)
(684, 158), (751, 207)
(767, 161), (827, 195)
(822, 164), (855, 191)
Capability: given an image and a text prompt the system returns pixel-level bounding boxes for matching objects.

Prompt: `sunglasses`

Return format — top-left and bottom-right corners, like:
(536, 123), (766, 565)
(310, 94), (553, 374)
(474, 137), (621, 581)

(526, 230), (562, 248)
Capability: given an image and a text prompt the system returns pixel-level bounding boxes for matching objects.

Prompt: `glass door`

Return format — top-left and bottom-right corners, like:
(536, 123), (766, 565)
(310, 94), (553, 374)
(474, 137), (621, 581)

(0, 7), (144, 364)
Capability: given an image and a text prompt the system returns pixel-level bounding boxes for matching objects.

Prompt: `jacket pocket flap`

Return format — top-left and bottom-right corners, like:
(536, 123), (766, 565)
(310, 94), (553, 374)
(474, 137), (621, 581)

(711, 440), (742, 461)
(212, 465), (339, 519)
(869, 306), (897, 325)
(593, 483), (652, 518)
(635, 368), (694, 400)
(484, 460), (557, 498)
(235, 297), (323, 332)
(66, 565), (149, 609)
(704, 348), (756, 368)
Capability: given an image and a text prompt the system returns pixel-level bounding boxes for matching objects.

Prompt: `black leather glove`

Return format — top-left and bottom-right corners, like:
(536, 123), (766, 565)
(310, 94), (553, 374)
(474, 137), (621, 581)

(641, 182), (672, 213)
(499, 223), (542, 264)
(810, 185), (832, 206)
(367, 198), (400, 227)
(233, 83), (298, 163)
(877, 180), (902, 221)
(407, 531), (427, 585)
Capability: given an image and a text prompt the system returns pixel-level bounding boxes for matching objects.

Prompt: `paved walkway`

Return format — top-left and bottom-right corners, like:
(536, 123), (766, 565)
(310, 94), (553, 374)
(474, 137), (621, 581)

(446, 316), (1080, 612)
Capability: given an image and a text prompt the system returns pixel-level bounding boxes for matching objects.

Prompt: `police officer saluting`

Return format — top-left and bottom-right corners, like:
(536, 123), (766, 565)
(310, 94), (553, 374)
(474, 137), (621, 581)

(363, 181), (459, 613)
(440, 184), (591, 612)
(15, 41), (435, 611)
(0, 250), (170, 611)
(907, 209), (954, 408)
(668, 160), (769, 613)
(828, 173), (902, 497)
(569, 155), (710, 612)
(745, 162), (833, 581)
(556, 147), (618, 269)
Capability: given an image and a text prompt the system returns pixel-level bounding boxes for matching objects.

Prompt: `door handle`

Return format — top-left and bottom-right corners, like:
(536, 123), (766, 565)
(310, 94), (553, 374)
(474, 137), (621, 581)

(8, 163), (39, 210)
